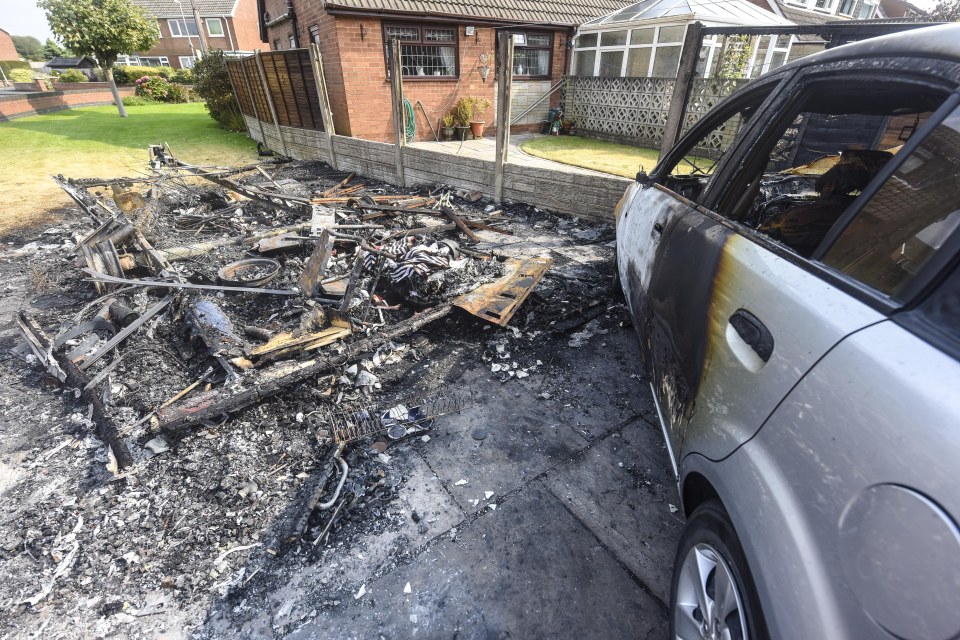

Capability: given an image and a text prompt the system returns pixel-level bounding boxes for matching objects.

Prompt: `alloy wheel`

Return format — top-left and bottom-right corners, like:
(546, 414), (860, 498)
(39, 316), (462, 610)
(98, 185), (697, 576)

(674, 542), (748, 640)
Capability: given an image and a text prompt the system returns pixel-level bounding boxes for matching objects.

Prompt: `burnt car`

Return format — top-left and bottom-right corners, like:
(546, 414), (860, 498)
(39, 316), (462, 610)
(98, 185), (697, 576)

(614, 24), (960, 640)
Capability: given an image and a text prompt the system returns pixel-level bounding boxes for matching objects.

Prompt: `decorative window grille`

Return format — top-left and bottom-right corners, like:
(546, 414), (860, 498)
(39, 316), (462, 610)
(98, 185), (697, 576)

(511, 31), (552, 78)
(383, 23), (458, 78)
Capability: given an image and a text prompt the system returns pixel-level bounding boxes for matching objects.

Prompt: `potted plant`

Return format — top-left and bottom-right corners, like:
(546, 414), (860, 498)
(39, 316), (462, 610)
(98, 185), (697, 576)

(562, 119), (577, 135)
(452, 98), (472, 141)
(441, 114), (455, 141)
(468, 97), (492, 139)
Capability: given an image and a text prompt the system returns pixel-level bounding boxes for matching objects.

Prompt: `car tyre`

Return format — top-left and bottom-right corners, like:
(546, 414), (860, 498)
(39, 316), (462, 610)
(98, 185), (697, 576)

(670, 499), (768, 640)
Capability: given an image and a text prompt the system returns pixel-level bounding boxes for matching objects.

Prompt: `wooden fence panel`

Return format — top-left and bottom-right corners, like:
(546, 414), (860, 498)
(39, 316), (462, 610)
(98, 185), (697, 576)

(226, 60), (254, 118)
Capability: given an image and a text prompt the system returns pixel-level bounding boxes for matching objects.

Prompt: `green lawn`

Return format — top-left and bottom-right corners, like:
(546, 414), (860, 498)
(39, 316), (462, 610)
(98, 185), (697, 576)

(519, 135), (661, 178)
(0, 102), (257, 232)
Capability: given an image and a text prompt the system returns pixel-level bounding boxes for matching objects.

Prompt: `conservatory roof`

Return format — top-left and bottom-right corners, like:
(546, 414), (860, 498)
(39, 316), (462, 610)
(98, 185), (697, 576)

(582, 0), (794, 28)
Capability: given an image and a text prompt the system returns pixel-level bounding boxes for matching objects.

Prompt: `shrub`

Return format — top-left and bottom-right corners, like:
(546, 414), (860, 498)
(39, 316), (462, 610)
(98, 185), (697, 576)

(9, 68), (35, 83)
(192, 50), (244, 131)
(452, 98), (472, 126)
(167, 82), (189, 103)
(171, 68), (193, 84)
(114, 64), (175, 84)
(0, 60), (31, 78)
(56, 69), (88, 83)
(122, 95), (155, 106)
(135, 75), (172, 101)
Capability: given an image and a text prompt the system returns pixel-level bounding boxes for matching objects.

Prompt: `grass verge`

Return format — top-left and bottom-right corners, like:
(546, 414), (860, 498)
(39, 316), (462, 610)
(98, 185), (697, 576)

(519, 135), (661, 178)
(0, 102), (257, 234)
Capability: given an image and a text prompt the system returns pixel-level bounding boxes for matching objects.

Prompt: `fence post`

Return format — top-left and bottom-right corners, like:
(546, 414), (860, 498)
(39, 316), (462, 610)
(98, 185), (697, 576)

(660, 21), (704, 157)
(254, 49), (289, 157)
(388, 38), (406, 188)
(308, 43), (339, 170)
(493, 32), (514, 204)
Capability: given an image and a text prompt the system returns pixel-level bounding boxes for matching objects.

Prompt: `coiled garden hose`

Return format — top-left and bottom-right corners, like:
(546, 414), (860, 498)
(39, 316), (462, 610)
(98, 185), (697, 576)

(402, 98), (416, 143)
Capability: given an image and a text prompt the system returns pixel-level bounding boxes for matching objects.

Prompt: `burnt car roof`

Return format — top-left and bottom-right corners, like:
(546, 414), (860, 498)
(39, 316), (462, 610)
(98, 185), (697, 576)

(779, 23), (960, 73)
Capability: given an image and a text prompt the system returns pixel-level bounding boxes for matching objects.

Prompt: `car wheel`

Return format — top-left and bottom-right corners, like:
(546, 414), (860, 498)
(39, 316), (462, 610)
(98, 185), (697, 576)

(670, 499), (768, 640)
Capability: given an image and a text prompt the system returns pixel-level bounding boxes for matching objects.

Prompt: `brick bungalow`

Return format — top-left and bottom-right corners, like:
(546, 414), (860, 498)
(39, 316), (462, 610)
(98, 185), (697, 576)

(0, 28), (19, 61)
(258, 0), (634, 141)
(125, 0), (269, 69)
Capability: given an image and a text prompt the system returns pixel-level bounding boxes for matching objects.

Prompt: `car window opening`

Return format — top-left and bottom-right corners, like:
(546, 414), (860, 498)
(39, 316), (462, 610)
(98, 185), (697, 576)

(733, 84), (949, 262)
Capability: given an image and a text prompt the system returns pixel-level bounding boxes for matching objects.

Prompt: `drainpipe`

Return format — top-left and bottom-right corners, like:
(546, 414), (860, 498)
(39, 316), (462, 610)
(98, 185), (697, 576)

(288, 0), (301, 48)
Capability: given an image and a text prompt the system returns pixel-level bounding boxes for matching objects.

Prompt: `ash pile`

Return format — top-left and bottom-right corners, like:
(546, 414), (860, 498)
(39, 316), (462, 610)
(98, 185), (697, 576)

(0, 146), (618, 637)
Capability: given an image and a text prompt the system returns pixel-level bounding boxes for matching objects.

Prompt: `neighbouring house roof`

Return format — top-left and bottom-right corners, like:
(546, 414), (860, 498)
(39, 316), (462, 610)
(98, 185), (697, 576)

(322, 0), (639, 26)
(46, 56), (98, 68)
(581, 0), (794, 28)
(129, 0), (240, 18)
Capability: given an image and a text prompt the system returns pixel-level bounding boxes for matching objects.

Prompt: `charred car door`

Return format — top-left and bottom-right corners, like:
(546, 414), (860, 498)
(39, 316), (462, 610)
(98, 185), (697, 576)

(620, 61), (955, 463)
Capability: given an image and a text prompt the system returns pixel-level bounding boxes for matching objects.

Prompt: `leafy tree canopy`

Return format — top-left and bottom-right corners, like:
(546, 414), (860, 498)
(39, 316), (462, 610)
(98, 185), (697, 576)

(42, 38), (68, 59)
(39, 0), (159, 69)
(12, 35), (44, 60)
(924, 0), (960, 21)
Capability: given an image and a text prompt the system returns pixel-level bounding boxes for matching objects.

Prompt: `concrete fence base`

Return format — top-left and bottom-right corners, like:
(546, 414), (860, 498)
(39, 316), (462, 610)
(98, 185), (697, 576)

(243, 114), (629, 222)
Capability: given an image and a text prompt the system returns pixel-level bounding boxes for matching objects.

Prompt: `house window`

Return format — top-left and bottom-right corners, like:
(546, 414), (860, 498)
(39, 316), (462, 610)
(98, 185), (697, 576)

(309, 25), (320, 45)
(858, 0), (879, 18)
(814, 0), (836, 11)
(273, 38), (281, 50)
(383, 23), (457, 78)
(510, 31), (552, 78)
(837, 0), (857, 14)
(573, 24), (685, 78)
(205, 18), (224, 37)
(179, 56), (196, 69)
(289, 33), (296, 48)
(168, 18), (199, 37)
(139, 56), (169, 67)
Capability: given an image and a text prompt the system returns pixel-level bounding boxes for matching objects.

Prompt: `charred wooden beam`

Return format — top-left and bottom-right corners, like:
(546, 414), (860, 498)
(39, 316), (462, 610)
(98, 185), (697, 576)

(154, 304), (453, 434)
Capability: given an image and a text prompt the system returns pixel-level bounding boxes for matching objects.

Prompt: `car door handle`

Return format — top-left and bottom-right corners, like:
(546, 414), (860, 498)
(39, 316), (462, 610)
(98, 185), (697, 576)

(729, 309), (774, 363)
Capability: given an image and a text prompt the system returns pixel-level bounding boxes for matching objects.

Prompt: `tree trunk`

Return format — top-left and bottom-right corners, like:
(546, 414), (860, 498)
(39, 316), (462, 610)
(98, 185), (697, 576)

(105, 66), (128, 118)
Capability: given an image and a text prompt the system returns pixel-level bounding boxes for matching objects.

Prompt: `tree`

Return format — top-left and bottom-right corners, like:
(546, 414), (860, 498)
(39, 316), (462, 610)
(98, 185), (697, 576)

(41, 39), (67, 59)
(924, 0), (960, 21)
(12, 35), (43, 60)
(39, 0), (159, 118)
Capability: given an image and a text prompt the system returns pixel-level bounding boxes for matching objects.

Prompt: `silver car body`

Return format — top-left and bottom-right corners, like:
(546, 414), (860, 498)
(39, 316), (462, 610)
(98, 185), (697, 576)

(616, 25), (960, 640)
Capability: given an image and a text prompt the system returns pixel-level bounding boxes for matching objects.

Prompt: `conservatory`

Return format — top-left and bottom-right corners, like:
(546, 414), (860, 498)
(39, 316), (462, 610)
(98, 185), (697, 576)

(572, 0), (795, 79)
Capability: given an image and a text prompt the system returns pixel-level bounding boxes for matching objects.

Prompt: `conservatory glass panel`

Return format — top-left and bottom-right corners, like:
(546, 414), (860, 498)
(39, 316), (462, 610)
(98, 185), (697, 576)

(658, 26), (685, 43)
(599, 50), (624, 77)
(652, 45), (681, 76)
(600, 30), (628, 47)
(631, 28), (654, 45)
(626, 47), (652, 77)
(574, 50), (596, 75)
(577, 33), (598, 48)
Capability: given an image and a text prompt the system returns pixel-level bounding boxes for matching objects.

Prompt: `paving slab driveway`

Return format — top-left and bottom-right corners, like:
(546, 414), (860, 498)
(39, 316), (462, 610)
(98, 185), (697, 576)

(277, 330), (682, 640)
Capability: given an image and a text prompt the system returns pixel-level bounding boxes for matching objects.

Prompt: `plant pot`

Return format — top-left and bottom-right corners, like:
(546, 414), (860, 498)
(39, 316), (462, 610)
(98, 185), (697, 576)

(470, 121), (485, 138)
(454, 125), (469, 141)
(441, 126), (455, 141)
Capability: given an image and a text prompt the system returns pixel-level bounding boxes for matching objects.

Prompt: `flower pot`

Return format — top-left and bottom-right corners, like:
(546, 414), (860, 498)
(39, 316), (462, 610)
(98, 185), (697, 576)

(470, 121), (485, 139)
(441, 126), (455, 141)
(454, 125), (469, 141)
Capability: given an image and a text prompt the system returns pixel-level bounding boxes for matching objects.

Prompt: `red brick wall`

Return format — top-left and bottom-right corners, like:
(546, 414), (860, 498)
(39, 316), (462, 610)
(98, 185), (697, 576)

(0, 29), (18, 61)
(0, 87), (136, 121)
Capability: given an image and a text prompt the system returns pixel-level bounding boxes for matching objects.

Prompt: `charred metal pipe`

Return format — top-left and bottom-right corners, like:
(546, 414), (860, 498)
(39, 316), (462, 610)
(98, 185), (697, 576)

(317, 444), (349, 511)
(108, 301), (139, 327)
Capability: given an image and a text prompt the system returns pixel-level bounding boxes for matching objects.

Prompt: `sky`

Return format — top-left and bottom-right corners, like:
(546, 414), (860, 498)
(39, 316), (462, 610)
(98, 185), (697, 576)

(0, 0), (948, 42)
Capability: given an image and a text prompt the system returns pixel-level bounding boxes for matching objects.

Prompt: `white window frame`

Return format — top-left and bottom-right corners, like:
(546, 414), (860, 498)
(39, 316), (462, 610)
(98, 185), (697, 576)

(858, 0), (879, 18)
(168, 18), (199, 37)
(573, 24), (686, 79)
(743, 34), (793, 78)
(205, 18), (224, 37)
(178, 55), (196, 69)
(837, 0), (857, 15)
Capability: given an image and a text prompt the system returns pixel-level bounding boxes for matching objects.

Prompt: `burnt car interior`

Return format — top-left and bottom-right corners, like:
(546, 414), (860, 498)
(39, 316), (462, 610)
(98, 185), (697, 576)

(664, 80), (952, 261)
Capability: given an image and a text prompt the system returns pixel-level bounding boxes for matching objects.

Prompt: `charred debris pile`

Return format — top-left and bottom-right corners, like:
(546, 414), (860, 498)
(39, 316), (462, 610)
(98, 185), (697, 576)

(4, 148), (617, 626)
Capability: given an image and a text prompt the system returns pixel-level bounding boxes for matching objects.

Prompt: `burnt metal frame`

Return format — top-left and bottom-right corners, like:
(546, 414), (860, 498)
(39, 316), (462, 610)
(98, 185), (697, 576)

(658, 20), (942, 156)
(382, 21), (460, 80)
